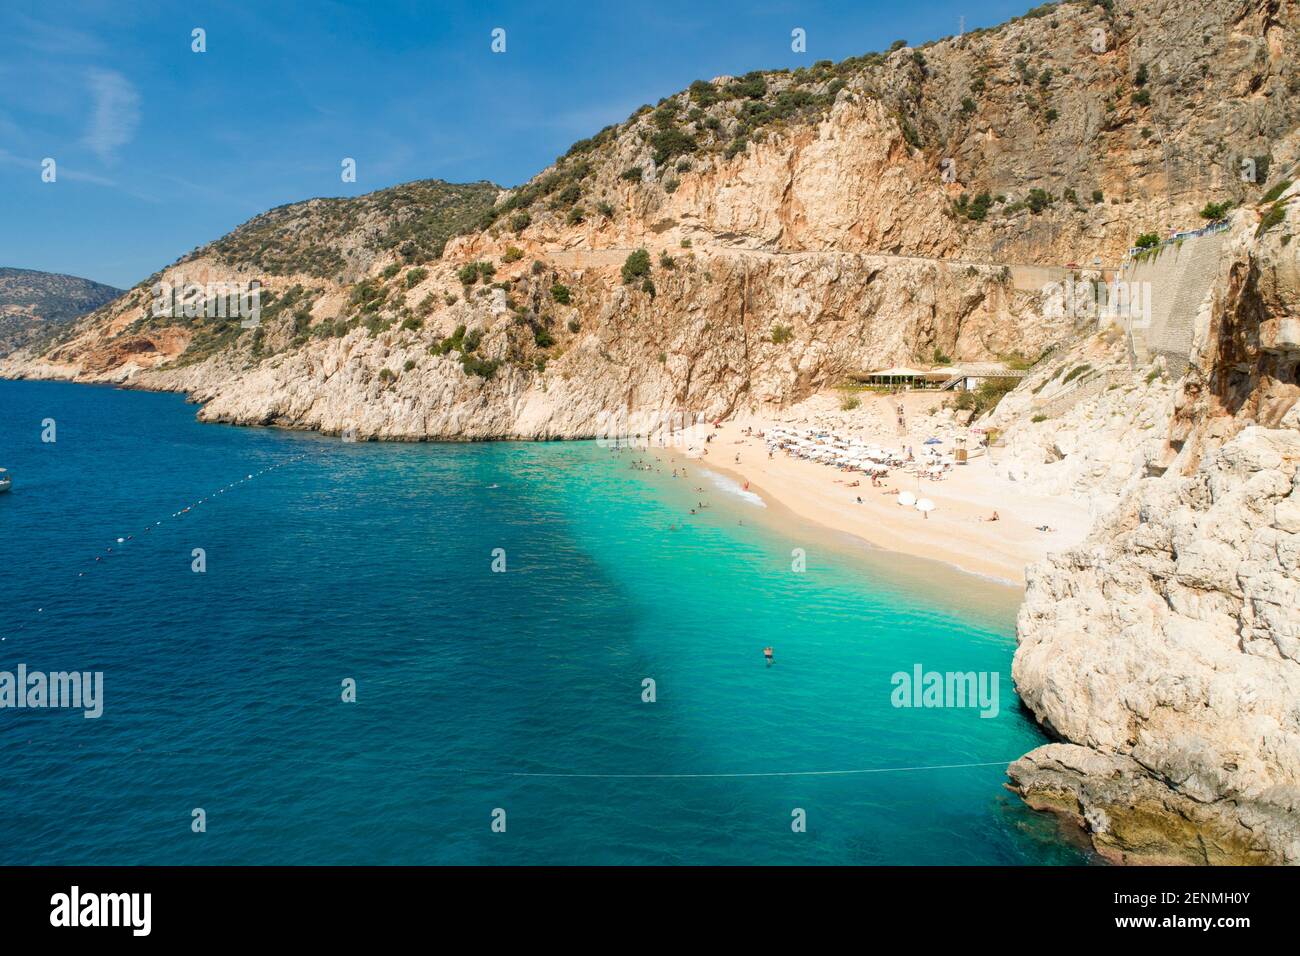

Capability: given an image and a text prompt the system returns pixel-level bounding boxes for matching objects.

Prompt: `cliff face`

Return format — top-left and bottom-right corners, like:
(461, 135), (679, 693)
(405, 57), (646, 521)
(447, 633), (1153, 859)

(4, 0), (1296, 443)
(1008, 188), (1300, 864)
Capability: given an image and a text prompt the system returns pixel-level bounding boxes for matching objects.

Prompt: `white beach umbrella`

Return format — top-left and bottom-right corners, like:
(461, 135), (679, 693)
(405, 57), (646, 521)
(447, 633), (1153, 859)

(916, 498), (936, 514)
(897, 490), (917, 507)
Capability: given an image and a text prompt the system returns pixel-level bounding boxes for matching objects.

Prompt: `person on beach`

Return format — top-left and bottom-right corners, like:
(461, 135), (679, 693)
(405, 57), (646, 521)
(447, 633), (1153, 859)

(763, 646), (774, 666)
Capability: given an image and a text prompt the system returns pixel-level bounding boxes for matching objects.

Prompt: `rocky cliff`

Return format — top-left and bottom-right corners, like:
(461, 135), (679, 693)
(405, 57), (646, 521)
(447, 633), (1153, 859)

(1007, 182), (1300, 864)
(4, 0), (1296, 444)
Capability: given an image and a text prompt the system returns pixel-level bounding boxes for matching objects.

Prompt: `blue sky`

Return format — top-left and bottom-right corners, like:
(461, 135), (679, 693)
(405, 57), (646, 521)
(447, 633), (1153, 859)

(0, 0), (1035, 288)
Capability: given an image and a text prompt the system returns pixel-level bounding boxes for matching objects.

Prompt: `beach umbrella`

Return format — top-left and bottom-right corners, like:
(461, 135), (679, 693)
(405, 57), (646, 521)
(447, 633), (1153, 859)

(897, 490), (917, 507)
(916, 498), (936, 515)
(924, 437), (942, 445)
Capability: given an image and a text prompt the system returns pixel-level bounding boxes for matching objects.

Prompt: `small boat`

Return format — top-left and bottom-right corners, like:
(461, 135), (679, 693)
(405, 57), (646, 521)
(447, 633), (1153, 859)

(0, 468), (10, 493)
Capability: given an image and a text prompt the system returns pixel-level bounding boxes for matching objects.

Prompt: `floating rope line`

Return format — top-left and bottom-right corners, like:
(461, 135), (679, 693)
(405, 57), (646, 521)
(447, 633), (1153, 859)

(5, 750), (1016, 779)
(490, 759), (1016, 779)
(5, 454), (308, 640)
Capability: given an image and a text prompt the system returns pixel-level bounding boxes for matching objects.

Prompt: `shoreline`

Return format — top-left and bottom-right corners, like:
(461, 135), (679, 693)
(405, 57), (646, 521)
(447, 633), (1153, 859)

(690, 455), (1030, 591)
(1, 378), (1092, 586)
(657, 395), (1093, 587)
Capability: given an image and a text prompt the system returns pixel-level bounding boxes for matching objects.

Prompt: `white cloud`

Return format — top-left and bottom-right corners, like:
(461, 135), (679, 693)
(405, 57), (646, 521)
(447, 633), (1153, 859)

(83, 68), (140, 163)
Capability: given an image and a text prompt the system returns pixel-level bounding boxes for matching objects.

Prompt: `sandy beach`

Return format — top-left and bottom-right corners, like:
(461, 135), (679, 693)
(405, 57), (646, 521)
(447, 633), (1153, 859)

(665, 391), (1092, 587)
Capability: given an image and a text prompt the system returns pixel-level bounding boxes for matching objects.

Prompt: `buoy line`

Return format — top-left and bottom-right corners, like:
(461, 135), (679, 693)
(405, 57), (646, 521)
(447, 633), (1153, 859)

(5, 454), (308, 641)
(9, 749), (1016, 779)
(490, 759), (1016, 778)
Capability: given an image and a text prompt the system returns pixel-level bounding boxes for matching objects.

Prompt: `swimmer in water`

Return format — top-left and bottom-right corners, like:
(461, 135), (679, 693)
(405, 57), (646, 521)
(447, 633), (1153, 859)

(763, 646), (774, 666)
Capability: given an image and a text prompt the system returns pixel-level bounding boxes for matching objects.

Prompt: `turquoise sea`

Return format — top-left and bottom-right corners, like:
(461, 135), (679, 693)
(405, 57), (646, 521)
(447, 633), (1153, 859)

(0, 380), (1088, 864)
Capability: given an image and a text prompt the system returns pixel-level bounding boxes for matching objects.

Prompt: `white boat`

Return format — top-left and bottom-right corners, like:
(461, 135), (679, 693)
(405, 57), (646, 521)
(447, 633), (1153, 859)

(0, 468), (10, 493)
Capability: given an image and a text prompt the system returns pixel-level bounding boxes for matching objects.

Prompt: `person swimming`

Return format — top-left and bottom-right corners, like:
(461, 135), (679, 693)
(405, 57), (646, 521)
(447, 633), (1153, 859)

(763, 646), (774, 666)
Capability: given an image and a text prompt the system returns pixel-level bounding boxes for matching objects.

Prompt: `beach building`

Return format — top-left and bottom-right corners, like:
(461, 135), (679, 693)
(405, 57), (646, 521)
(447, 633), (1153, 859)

(854, 362), (1025, 391)
(856, 366), (930, 388)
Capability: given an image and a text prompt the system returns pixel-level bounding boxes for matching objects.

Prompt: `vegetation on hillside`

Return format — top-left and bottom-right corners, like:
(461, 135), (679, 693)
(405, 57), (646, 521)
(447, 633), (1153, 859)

(203, 179), (499, 278)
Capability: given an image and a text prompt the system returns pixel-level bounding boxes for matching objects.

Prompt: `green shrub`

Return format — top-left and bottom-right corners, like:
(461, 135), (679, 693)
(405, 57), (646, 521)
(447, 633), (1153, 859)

(461, 355), (501, 378)
(1134, 232), (1160, 249)
(534, 327), (555, 348)
(727, 74), (767, 99)
(689, 79), (719, 107)
(1200, 201), (1232, 220)
(621, 248), (652, 284)
(510, 212), (531, 233)
(641, 277), (656, 297)
(956, 192), (993, 221)
(404, 267), (428, 288)
(1260, 180), (1292, 204)
(1026, 188), (1054, 213)
(1031, 414), (1048, 423)
(378, 367), (395, 382)
(840, 395), (861, 411)
(550, 282), (571, 305)
(502, 247), (524, 263)
(1131, 89), (1151, 107)
(381, 264), (401, 280)
(620, 167), (643, 182)
(403, 359), (416, 372)
(650, 128), (697, 166)
(724, 137), (748, 159)
(400, 316), (422, 332)
(659, 252), (675, 269)
(1257, 201), (1287, 237)
(770, 324), (793, 344)
(596, 201), (615, 217)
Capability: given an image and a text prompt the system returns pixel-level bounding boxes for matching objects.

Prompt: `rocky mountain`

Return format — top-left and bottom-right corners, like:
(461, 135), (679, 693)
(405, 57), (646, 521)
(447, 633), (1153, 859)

(5, 0), (1295, 441)
(0, 267), (121, 357)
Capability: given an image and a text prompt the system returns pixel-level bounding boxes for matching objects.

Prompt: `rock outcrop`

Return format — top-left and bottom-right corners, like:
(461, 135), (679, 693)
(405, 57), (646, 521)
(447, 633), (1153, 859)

(1008, 187), (1300, 864)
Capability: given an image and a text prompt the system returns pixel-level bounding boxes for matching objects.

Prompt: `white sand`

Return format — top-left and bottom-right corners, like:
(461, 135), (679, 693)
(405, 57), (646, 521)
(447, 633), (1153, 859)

(668, 391), (1092, 587)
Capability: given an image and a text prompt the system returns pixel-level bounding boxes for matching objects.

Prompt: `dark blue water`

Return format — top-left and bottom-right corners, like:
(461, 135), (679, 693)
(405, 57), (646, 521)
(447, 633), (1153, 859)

(0, 380), (1086, 864)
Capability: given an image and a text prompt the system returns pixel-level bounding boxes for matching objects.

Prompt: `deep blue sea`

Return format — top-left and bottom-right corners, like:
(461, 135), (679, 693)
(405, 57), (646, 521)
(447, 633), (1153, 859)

(0, 380), (1087, 864)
